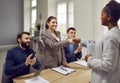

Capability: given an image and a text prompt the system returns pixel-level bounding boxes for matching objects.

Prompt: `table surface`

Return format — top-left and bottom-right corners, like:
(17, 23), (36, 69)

(13, 62), (91, 83)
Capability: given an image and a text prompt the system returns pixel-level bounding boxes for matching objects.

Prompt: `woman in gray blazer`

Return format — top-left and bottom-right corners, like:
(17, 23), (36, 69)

(41, 16), (79, 69)
(85, 1), (120, 83)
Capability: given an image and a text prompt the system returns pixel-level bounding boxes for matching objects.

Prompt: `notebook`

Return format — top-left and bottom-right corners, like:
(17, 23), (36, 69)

(52, 65), (75, 75)
(25, 76), (49, 83)
(74, 60), (88, 67)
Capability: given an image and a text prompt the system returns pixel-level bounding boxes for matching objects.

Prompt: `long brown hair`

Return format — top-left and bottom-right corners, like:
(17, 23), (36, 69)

(45, 16), (57, 30)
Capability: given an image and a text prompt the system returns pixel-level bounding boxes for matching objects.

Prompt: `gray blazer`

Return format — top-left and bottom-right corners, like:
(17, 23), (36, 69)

(41, 30), (69, 68)
(87, 27), (120, 83)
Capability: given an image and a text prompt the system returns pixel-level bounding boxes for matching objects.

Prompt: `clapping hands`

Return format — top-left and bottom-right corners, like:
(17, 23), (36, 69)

(25, 54), (36, 66)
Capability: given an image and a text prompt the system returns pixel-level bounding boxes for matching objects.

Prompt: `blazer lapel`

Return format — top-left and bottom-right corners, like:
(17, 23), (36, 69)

(46, 30), (60, 42)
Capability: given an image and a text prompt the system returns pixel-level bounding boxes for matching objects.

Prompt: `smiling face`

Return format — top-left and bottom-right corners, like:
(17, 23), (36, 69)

(101, 8), (111, 26)
(47, 18), (57, 31)
(19, 34), (31, 49)
(67, 29), (76, 39)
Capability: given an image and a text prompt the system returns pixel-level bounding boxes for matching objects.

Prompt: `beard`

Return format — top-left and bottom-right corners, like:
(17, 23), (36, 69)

(21, 41), (30, 49)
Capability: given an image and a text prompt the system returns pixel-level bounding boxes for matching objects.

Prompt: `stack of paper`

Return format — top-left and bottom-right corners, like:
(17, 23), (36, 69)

(52, 65), (75, 75)
(74, 60), (88, 67)
(25, 76), (49, 83)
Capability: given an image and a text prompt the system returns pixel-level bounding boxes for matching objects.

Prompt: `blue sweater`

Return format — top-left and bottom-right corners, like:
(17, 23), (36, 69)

(64, 44), (82, 63)
(5, 46), (41, 83)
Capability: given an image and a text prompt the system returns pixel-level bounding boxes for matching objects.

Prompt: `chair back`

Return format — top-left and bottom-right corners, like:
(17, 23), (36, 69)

(38, 40), (45, 56)
(1, 63), (9, 83)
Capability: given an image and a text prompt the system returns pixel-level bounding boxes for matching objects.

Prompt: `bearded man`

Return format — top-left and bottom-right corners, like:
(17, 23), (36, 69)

(4, 32), (41, 83)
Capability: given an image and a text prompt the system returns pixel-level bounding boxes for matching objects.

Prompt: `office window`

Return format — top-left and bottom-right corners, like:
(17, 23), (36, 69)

(31, 0), (37, 28)
(57, 0), (74, 39)
(68, 1), (74, 27)
(57, 2), (66, 36)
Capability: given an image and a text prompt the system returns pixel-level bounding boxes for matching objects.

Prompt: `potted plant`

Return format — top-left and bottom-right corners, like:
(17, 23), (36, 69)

(29, 27), (34, 35)
(33, 23), (41, 37)
(36, 23), (41, 31)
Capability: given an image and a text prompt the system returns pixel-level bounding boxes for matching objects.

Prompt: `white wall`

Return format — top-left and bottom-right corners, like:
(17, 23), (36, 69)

(74, 0), (95, 40)
(94, 0), (110, 42)
(48, 0), (56, 17)
(74, 0), (110, 42)
(0, 0), (23, 45)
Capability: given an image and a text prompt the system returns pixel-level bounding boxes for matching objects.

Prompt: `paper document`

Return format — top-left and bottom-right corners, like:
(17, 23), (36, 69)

(25, 76), (49, 83)
(86, 40), (95, 55)
(52, 65), (75, 75)
(74, 60), (88, 67)
(81, 40), (95, 55)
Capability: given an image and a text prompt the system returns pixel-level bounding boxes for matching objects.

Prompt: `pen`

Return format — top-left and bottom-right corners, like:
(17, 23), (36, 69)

(60, 67), (67, 71)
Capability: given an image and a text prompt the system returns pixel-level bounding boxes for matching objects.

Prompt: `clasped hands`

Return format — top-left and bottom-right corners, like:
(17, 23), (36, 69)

(75, 44), (82, 53)
(25, 54), (36, 66)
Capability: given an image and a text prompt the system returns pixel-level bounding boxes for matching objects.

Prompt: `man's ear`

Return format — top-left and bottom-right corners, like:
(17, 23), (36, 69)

(18, 38), (21, 43)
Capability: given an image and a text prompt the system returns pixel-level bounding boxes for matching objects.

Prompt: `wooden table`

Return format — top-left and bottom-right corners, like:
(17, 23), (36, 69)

(13, 63), (91, 83)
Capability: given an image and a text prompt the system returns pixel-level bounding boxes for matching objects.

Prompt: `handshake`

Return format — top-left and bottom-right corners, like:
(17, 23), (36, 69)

(68, 38), (81, 44)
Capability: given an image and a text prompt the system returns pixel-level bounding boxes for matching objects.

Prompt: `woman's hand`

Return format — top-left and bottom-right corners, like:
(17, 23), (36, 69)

(84, 54), (90, 62)
(63, 62), (70, 68)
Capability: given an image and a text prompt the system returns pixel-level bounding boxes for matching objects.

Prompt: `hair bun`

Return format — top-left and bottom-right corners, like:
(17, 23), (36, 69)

(105, 0), (120, 21)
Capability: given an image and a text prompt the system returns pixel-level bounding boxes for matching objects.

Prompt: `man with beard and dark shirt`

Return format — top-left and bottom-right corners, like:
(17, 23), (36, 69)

(4, 32), (41, 83)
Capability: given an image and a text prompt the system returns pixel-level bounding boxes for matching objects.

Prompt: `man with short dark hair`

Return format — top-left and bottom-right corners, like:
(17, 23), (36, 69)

(64, 27), (82, 63)
(5, 32), (41, 83)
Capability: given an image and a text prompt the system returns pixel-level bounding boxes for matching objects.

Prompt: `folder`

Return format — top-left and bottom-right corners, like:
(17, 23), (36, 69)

(52, 65), (75, 75)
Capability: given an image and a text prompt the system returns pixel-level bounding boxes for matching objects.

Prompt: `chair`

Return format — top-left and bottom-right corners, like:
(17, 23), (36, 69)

(1, 63), (9, 83)
(37, 40), (45, 56)
(30, 40), (45, 73)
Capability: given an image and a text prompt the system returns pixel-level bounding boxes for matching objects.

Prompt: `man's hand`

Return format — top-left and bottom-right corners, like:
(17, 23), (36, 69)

(25, 54), (32, 66)
(74, 45), (82, 53)
(29, 57), (36, 66)
(25, 54), (36, 66)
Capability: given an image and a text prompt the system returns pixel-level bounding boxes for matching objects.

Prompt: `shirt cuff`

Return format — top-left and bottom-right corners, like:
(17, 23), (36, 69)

(87, 56), (92, 68)
(74, 51), (77, 54)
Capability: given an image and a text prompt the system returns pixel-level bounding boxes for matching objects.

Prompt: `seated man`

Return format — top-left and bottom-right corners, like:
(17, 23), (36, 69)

(64, 27), (82, 63)
(4, 32), (41, 83)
